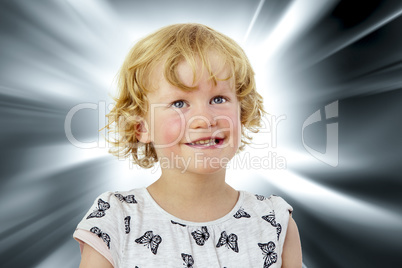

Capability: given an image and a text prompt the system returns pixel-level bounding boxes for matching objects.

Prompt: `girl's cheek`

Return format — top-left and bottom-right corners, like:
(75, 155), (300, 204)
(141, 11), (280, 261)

(220, 110), (241, 129)
(156, 115), (185, 145)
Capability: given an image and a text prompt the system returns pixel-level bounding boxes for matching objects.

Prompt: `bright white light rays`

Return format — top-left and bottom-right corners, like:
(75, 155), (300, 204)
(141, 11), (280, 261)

(259, 0), (338, 62)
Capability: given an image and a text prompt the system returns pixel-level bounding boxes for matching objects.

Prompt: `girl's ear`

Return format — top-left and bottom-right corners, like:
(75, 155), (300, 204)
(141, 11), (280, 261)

(136, 119), (151, 144)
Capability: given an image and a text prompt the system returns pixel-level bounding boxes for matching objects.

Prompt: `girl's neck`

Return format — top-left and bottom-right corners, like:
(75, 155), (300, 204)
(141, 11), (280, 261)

(146, 168), (239, 222)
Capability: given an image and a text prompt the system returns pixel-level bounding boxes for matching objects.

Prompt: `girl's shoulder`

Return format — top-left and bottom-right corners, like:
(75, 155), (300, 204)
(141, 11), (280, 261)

(73, 188), (151, 263)
(240, 191), (293, 215)
(87, 187), (151, 217)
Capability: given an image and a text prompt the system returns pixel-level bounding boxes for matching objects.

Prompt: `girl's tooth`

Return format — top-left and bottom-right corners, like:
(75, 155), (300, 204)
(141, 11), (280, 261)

(189, 139), (218, 146)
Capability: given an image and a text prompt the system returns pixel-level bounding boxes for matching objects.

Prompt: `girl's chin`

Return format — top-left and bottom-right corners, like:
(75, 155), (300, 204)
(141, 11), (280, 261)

(157, 157), (231, 174)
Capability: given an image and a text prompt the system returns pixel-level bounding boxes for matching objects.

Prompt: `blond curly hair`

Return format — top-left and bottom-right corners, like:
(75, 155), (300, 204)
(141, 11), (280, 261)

(105, 23), (265, 168)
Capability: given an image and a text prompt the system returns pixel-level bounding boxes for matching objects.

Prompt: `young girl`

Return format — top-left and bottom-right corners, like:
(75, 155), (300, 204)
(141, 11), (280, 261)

(73, 23), (302, 268)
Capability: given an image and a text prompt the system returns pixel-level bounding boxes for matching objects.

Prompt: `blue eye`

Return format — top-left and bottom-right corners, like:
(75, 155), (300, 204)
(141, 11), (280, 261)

(211, 96), (227, 104)
(171, 100), (186, 108)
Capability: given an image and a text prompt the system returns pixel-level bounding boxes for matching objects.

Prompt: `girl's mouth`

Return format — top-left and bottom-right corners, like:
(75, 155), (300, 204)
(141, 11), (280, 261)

(186, 138), (224, 147)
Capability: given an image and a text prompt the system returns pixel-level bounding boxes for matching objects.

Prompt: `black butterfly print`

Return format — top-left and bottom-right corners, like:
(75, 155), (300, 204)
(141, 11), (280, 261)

(216, 231), (239, 253)
(135, 231), (162, 255)
(171, 220), (186, 227)
(181, 253), (194, 268)
(124, 216), (131, 234)
(262, 212), (282, 240)
(258, 241), (277, 268)
(255, 194), (266, 201)
(191, 226), (209, 246)
(275, 224), (281, 241)
(90, 226), (111, 249)
(261, 213), (276, 226)
(114, 193), (137, 204)
(233, 208), (251, 219)
(87, 198), (110, 219)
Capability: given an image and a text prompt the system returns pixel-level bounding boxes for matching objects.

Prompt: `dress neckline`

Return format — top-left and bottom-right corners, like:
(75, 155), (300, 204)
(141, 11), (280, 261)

(140, 187), (245, 226)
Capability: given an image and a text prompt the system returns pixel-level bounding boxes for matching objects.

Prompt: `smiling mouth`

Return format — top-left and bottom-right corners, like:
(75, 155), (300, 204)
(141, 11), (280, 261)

(186, 138), (224, 147)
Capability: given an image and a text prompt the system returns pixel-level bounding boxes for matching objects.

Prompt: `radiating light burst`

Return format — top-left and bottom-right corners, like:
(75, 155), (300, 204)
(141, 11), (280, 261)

(245, 0), (339, 115)
(259, 0), (339, 62)
(1, 1), (402, 267)
(260, 168), (402, 228)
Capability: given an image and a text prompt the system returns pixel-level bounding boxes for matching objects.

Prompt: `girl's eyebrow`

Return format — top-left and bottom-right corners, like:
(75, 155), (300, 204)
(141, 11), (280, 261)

(152, 82), (235, 101)
(152, 89), (186, 101)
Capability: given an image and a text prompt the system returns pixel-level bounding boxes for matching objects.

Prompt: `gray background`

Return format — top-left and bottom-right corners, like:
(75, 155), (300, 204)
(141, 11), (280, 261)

(1, 0), (402, 267)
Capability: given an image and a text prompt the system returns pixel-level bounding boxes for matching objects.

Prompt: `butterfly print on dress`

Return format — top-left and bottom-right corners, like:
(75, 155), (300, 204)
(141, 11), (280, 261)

(90, 226), (111, 249)
(216, 231), (239, 253)
(181, 253), (194, 268)
(124, 216), (131, 234)
(275, 224), (282, 240)
(135, 231), (162, 255)
(171, 220), (186, 227)
(86, 198), (110, 219)
(114, 193), (137, 204)
(262, 212), (276, 225)
(255, 194), (266, 201)
(233, 208), (251, 219)
(262, 211), (282, 240)
(258, 241), (277, 268)
(191, 226), (209, 246)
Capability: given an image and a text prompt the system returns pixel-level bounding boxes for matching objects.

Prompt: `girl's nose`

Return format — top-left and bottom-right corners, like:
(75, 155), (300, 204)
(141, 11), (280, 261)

(187, 106), (217, 129)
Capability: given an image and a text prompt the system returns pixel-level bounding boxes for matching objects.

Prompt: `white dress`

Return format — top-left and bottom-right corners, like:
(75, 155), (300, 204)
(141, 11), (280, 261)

(73, 188), (293, 268)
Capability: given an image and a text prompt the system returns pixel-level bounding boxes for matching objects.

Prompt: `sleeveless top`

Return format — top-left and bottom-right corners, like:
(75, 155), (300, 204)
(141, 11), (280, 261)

(73, 188), (293, 268)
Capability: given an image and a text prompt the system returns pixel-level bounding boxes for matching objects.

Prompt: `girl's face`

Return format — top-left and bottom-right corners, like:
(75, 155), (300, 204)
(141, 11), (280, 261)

(138, 55), (241, 175)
